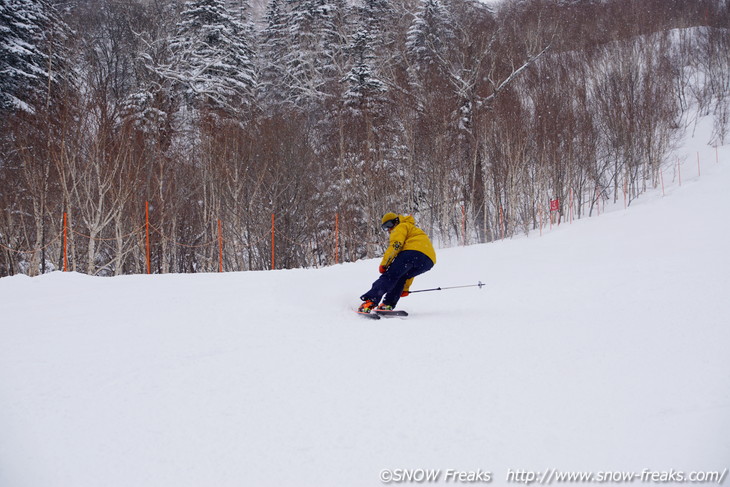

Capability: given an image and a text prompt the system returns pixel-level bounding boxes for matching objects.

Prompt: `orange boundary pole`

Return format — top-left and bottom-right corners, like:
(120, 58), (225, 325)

(145, 201), (151, 274)
(218, 219), (223, 272)
(271, 213), (275, 270)
(63, 212), (68, 271)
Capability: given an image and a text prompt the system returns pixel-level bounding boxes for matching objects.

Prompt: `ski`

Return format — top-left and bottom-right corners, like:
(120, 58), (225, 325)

(374, 309), (408, 318)
(355, 309), (381, 319)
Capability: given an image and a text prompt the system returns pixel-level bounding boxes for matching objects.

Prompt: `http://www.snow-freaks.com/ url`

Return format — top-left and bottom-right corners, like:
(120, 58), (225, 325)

(378, 467), (728, 484)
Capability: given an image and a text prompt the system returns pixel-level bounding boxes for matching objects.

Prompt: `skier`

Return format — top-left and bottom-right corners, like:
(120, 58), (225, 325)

(358, 212), (436, 313)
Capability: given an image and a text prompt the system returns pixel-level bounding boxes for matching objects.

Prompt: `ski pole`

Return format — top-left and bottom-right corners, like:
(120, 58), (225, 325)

(408, 281), (485, 294)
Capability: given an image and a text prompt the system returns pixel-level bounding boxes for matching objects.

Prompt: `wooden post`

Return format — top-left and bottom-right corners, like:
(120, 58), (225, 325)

(499, 206), (505, 240)
(271, 213), (275, 270)
(550, 202), (553, 231)
(461, 205), (466, 246)
(569, 188), (574, 224)
(334, 212), (339, 265)
(218, 219), (223, 273)
(660, 169), (665, 197)
(697, 152), (701, 177)
(63, 212), (68, 272)
(678, 158), (682, 186)
(145, 201), (151, 274)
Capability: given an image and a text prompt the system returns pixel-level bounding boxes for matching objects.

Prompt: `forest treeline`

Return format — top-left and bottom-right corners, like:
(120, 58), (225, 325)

(1, 0), (728, 276)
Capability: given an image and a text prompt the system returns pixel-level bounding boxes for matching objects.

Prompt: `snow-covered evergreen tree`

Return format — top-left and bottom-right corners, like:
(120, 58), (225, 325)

(342, 27), (385, 111)
(356, 0), (395, 51)
(258, 0), (289, 108)
(280, 0), (348, 107)
(166, 0), (257, 113)
(406, 0), (454, 72)
(0, 0), (69, 114)
(319, 0), (349, 84)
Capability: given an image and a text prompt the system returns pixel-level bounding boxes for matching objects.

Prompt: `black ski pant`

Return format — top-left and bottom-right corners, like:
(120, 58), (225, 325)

(360, 250), (434, 308)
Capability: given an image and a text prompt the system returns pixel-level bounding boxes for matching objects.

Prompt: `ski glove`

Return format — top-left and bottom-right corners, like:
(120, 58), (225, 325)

(379, 265), (387, 274)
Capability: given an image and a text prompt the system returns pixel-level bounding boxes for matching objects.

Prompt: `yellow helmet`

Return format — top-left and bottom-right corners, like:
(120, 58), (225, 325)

(381, 212), (399, 231)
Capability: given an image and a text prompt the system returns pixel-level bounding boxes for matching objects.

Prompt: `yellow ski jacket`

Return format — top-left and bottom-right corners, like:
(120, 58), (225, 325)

(380, 215), (437, 269)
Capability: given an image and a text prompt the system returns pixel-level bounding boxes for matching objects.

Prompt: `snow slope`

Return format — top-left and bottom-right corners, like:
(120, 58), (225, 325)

(1, 120), (729, 486)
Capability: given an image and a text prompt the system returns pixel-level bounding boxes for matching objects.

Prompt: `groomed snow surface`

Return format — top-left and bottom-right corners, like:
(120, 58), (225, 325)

(1, 120), (729, 486)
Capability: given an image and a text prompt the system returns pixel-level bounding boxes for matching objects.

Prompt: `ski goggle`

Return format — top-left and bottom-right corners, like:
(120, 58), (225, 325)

(381, 218), (399, 231)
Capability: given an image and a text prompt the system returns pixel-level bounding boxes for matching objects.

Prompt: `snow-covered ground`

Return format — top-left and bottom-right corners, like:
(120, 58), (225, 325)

(1, 116), (728, 487)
